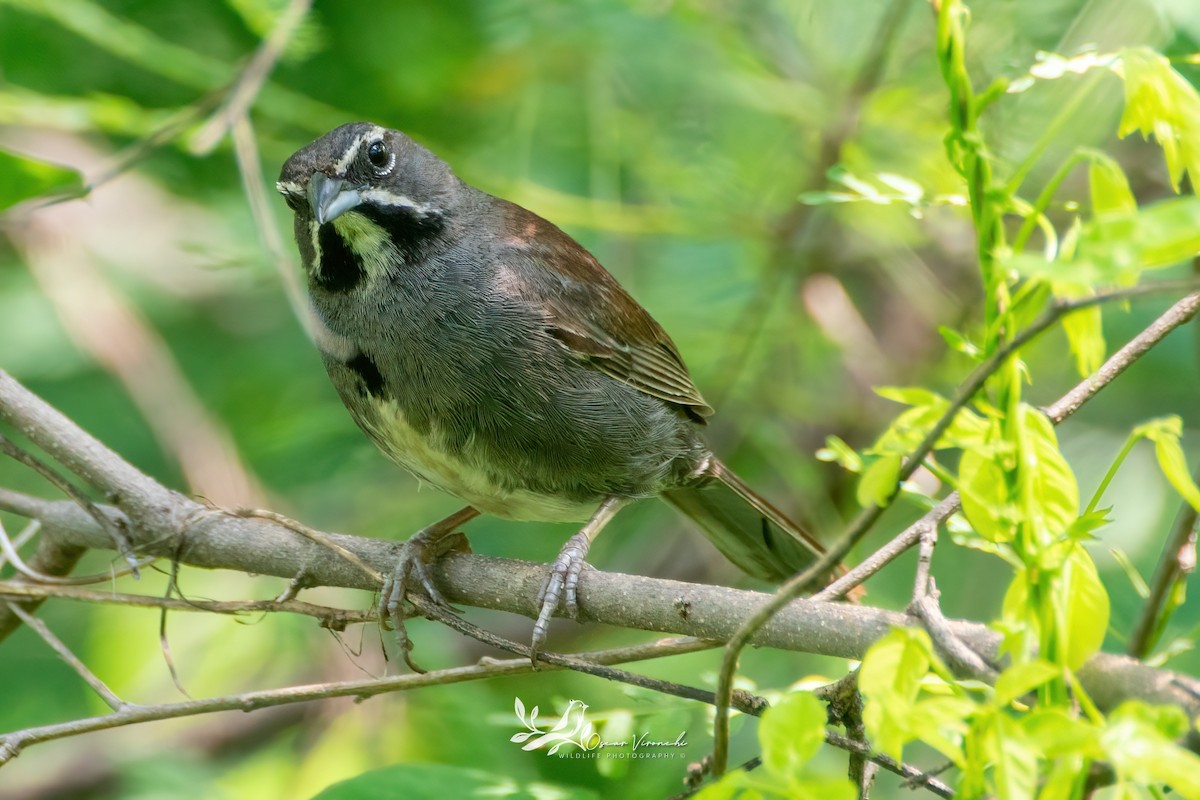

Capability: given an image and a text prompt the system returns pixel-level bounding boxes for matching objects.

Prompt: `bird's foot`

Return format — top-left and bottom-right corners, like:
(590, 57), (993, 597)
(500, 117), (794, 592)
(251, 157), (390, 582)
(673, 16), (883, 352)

(530, 530), (594, 665)
(382, 519), (472, 673)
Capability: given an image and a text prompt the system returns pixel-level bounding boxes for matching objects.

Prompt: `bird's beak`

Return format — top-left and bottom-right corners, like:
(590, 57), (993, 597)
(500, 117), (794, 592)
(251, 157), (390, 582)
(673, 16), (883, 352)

(308, 172), (362, 225)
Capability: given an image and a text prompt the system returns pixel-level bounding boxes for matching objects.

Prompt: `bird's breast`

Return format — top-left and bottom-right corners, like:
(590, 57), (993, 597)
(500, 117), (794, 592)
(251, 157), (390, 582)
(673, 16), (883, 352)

(354, 395), (597, 523)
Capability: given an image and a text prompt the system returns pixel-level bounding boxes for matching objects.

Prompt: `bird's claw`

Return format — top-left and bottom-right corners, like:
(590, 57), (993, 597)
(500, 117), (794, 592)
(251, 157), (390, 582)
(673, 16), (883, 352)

(382, 531), (468, 672)
(530, 530), (593, 665)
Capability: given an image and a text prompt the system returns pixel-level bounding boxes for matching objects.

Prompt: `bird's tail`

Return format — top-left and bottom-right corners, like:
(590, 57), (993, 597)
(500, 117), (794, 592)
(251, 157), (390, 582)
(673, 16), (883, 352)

(661, 457), (824, 582)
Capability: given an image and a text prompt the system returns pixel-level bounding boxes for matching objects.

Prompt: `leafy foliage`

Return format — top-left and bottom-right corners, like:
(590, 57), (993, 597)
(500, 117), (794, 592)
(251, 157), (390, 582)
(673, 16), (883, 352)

(1, 0), (1199, 798)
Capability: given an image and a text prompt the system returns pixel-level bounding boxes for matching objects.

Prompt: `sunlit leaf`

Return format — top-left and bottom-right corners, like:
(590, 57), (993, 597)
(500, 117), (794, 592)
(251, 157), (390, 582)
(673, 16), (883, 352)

(0, 148), (84, 211)
(759, 692), (826, 775)
(857, 455), (901, 507)
(1117, 47), (1200, 193)
(1057, 293), (1105, 377)
(815, 435), (862, 472)
(1102, 702), (1200, 798)
(1060, 545), (1110, 669)
(860, 628), (936, 761)
(1089, 153), (1137, 216)
(989, 713), (1039, 800)
(938, 325), (982, 358)
(1019, 406), (1079, 542)
(959, 447), (1015, 543)
(1022, 708), (1102, 760)
(994, 659), (1061, 706)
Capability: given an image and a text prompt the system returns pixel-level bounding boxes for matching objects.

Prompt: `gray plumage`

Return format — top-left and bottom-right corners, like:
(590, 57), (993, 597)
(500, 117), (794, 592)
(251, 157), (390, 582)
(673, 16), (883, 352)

(278, 122), (823, 582)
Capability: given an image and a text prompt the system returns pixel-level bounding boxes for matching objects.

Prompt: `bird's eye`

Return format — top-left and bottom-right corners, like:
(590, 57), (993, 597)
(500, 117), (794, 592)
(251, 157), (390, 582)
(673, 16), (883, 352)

(366, 140), (389, 170)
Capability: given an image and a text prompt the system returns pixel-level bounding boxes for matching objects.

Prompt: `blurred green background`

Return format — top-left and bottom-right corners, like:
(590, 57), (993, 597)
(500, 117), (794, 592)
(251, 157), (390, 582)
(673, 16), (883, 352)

(1, 0), (1199, 797)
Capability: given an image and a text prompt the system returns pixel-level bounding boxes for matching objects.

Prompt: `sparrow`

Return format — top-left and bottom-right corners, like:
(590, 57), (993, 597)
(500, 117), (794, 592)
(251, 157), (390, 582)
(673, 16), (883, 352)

(276, 122), (824, 662)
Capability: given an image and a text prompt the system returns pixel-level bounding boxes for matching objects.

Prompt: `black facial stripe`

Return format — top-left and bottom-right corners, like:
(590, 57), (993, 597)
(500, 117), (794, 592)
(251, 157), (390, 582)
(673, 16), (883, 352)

(356, 204), (445, 262)
(314, 224), (365, 293)
(347, 352), (385, 397)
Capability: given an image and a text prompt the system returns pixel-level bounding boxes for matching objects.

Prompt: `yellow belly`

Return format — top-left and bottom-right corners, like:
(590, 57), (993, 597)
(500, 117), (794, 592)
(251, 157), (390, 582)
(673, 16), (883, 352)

(358, 398), (597, 522)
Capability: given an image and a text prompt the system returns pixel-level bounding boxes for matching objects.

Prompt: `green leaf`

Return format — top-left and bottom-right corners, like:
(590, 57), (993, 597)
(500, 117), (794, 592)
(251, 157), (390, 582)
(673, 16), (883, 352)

(1117, 47), (1200, 193)
(1012, 195), (1200, 287)
(999, 569), (1039, 660)
(1023, 708), (1102, 760)
(859, 628), (935, 761)
(1061, 544), (1110, 670)
(938, 325), (981, 358)
(310, 763), (600, 800)
(989, 713), (1039, 800)
(0, 148), (84, 211)
(907, 695), (973, 764)
(1059, 298), (1105, 377)
(1129, 195), (1200, 269)
(759, 692), (826, 776)
(875, 386), (945, 407)
(1066, 508), (1111, 541)
(1037, 760), (1089, 800)
(1109, 547), (1151, 598)
(1089, 154), (1137, 216)
(1133, 416), (1200, 512)
(1019, 406), (1079, 542)
(1102, 702), (1200, 798)
(857, 455), (901, 507)
(994, 659), (1061, 706)
(959, 448), (1015, 542)
(815, 435), (862, 472)
(1152, 430), (1200, 513)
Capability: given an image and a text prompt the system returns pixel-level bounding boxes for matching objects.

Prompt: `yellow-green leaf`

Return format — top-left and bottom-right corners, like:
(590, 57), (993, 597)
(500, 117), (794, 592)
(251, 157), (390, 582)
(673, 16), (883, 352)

(1020, 406), (1079, 542)
(857, 455), (901, 507)
(0, 148), (84, 211)
(1089, 154), (1137, 216)
(1061, 545), (1110, 670)
(1117, 47), (1200, 193)
(959, 448), (1015, 542)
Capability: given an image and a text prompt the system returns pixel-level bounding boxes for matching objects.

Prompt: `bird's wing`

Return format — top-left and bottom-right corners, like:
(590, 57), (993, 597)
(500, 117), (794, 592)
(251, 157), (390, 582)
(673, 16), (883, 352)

(495, 200), (714, 422)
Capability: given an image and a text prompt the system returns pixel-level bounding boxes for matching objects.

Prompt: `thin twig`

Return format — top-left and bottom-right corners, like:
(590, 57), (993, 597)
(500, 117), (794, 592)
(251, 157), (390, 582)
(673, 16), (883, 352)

(0, 519), (151, 586)
(230, 116), (356, 360)
(190, 0), (315, 154)
(710, 288), (1200, 775)
(0, 434), (137, 571)
(5, 603), (127, 712)
(906, 524), (995, 679)
(0, 581), (374, 628)
(910, 579), (998, 682)
(0, 635), (712, 766)
(407, 593), (761, 715)
(911, 522), (938, 606)
(1129, 466), (1200, 658)
(676, 729), (954, 800)
(812, 495), (960, 602)
(825, 731), (956, 799)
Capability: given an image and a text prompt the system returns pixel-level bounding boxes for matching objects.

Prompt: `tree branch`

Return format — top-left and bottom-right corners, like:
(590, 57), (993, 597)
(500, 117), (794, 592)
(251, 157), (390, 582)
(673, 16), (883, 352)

(2, 489), (1197, 745)
(710, 288), (1200, 775)
(0, 635), (714, 765)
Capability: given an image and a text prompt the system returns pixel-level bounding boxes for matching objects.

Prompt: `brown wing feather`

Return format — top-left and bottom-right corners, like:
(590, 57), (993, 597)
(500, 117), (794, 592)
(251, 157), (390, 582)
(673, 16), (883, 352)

(494, 199), (714, 422)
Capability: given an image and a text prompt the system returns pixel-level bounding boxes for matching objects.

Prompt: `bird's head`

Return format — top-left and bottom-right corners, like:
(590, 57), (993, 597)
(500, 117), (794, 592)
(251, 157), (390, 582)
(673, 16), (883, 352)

(277, 123), (457, 291)
(277, 122), (456, 227)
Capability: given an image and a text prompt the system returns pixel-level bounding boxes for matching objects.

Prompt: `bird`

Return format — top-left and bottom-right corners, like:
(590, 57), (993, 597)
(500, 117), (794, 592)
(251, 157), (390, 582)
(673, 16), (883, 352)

(276, 122), (825, 663)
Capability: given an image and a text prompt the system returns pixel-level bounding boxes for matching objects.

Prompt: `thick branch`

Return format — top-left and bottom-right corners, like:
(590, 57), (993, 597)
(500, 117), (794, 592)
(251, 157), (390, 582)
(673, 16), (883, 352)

(5, 489), (1198, 744)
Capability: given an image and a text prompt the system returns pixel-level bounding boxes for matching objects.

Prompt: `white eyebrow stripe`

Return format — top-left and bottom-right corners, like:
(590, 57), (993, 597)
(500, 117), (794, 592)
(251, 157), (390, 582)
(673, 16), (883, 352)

(358, 188), (441, 217)
(334, 138), (364, 175)
(334, 125), (389, 176)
